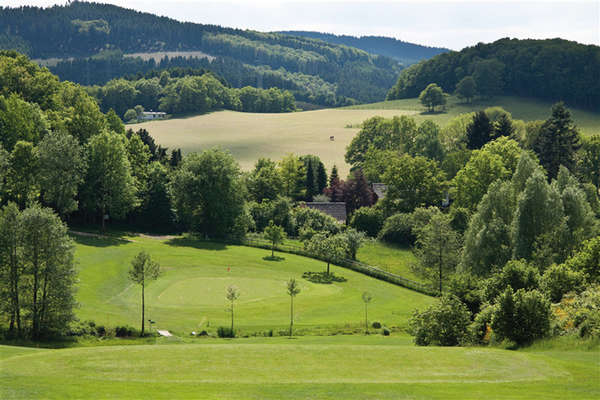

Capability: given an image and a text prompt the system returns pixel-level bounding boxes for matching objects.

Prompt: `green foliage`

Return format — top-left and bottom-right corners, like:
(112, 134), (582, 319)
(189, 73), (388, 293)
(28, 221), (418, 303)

(264, 221), (286, 257)
(482, 260), (540, 303)
(302, 271), (347, 284)
(541, 263), (585, 303)
(304, 233), (348, 275)
(565, 236), (600, 284)
(454, 76), (476, 103)
(411, 120), (445, 161)
(409, 295), (471, 346)
(171, 149), (246, 239)
(377, 213), (415, 246)
(246, 158), (284, 203)
(349, 206), (384, 237)
(123, 109), (137, 122)
(559, 286), (600, 338)
(0, 93), (48, 151)
(491, 287), (551, 345)
(466, 111), (493, 150)
(291, 206), (340, 237)
(6, 141), (40, 209)
(217, 326), (235, 338)
(279, 154), (305, 200)
(577, 135), (600, 189)
(533, 102), (582, 180)
(341, 228), (366, 260)
(414, 213), (462, 294)
(381, 154), (447, 215)
(448, 273), (482, 316)
(387, 37), (599, 109)
(418, 83), (447, 112)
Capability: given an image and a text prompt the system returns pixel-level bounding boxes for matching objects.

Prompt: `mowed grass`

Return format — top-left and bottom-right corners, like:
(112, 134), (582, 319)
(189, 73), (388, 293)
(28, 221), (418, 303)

(357, 241), (422, 282)
(133, 96), (599, 177)
(2, 335), (598, 399)
(71, 234), (434, 335)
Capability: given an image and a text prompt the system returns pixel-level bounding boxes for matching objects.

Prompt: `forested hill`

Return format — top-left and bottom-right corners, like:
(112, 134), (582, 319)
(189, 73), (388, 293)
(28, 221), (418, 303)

(387, 38), (600, 110)
(0, 2), (401, 106)
(279, 31), (448, 65)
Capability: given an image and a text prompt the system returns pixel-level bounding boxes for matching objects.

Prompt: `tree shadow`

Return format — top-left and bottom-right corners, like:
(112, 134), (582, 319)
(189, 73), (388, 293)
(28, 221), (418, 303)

(263, 255), (285, 262)
(69, 233), (130, 248)
(164, 236), (227, 251)
(419, 110), (447, 115)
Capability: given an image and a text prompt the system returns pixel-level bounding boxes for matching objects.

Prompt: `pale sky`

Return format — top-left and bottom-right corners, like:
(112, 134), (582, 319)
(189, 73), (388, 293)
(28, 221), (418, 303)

(4, 0), (599, 50)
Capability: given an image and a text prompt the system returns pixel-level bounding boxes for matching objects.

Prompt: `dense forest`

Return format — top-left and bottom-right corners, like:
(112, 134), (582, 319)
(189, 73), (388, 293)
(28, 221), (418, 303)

(387, 38), (600, 109)
(279, 31), (448, 65)
(0, 2), (401, 105)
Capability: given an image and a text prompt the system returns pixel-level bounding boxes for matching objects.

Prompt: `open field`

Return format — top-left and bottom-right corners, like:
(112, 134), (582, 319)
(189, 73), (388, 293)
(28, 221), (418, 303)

(132, 96), (599, 177)
(71, 234), (433, 335)
(2, 335), (598, 399)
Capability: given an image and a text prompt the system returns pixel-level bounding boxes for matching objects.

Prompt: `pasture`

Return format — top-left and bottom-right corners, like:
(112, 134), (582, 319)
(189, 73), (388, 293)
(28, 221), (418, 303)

(132, 96), (599, 177)
(2, 336), (598, 399)
(71, 234), (433, 335)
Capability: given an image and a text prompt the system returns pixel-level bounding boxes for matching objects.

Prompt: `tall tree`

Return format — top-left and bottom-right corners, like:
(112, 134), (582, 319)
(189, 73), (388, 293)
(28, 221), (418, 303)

(414, 213), (461, 294)
(466, 111), (493, 150)
(305, 157), (316, 201)
(0, 203), (21, 335)
(264, 220), (286, 258)
(80, 131), (136, 230)
(362, 291), (373, 334)
(316, 162), (328, 194)
(472, 58), (505, 98)
(226, 285), (240, 333)
(128, 251), (160, 337)
(6, 140), (39, 209)
(305, 233), (348, 275)
(577, 135), (600, 189)
(171, 149), (246, 238)
(278, 154), (305, 200)
(343, 169), (374, 215)
(533, 102), (581, 180)
(246, 158), (283, 202)
(38, 131), (86, 217)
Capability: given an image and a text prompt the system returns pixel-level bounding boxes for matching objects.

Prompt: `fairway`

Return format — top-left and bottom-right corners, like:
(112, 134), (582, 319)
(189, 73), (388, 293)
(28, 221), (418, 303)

(131, 96), (600, 177)
(73, 234), (434, 335)
(2, 336), (598, 399)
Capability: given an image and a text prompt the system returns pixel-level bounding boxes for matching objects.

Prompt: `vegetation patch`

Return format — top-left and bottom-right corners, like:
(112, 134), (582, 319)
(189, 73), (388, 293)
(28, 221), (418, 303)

(302, 271), (347, 284)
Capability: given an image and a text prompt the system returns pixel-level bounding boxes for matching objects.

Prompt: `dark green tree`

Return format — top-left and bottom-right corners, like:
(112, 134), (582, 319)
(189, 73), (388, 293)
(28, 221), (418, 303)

(466, 111), (493, 150)
(455, 76), (477, 103)
(419, 83), (446, 112)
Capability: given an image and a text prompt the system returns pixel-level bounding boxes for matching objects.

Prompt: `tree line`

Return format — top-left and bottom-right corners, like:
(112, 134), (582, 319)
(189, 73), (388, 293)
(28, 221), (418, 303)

(0, 2), (400, 106)
(387, 38), (600, 109)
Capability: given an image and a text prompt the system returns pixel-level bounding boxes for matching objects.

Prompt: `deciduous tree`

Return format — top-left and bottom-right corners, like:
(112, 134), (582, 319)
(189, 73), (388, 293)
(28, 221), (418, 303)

(128, 251), (160, 336)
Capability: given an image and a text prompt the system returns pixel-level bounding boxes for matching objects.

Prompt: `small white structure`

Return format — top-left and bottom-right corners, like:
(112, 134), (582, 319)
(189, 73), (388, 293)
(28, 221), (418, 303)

(141, 111), (166, 121)
(157, 330), (173, 337)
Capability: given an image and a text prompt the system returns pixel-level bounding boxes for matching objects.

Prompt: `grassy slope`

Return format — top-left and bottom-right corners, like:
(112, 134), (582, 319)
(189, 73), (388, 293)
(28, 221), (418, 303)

(72, 234), (433, 335)
(1, 336), (598, 399)
(132, 96), (599, 177)
(357, 241), (421, 282)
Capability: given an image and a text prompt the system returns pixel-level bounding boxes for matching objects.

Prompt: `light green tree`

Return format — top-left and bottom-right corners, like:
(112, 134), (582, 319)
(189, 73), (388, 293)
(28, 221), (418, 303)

(128, 251), (160, 336)
(286, 278), (301, 337)
(419, 83), (447, 112)
(305, 233), (348, 275)
(7, 141), (39, 209)
(278, 153), (305, 199)
(226, 285), (240, 333)
(264, 220), (286, 258)
(362, 291), (373, 334)
(414, 213), (461, 294)
(38, 131), (86, 217)
(455, 76), (477, 103)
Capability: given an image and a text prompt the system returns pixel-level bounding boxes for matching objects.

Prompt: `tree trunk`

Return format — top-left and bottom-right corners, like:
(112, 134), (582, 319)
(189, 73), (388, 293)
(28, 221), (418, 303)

(230, 300), (234, 332)
(365, 304), (369, 334)
(289, 296), (294, 337)
(32, 245), (40, 338)
(271, 243), (274, 257)
(141, 282), (145, 336)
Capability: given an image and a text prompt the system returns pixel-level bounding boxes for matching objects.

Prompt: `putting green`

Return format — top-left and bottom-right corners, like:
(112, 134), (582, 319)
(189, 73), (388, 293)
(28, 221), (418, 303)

(73, 234), (434, 334)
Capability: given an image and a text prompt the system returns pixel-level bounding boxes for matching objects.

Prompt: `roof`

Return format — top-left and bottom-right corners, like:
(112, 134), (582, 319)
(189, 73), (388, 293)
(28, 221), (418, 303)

(143, 111), (166, 115)
(305, 202), (347, 222)
(371, 183), (388, 200)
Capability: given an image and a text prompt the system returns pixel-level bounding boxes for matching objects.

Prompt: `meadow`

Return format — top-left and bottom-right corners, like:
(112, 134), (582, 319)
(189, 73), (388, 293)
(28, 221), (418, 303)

(2, 335), (598, 399)
(71, 234), (433, 335)
(132, 96), (600, 177)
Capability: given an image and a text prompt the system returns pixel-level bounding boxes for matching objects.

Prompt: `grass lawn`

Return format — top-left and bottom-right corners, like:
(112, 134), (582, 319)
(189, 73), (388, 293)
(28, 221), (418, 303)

(2, 335), (598, 399)
(357, 241), (422, 283)
(131, 96), (599, 178)
(71, 234), (434, 335)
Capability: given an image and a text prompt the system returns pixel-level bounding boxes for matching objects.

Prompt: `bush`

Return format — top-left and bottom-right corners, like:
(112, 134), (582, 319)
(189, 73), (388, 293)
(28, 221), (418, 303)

(556, 286), (600, 338)
(382, 327), (391, 336)
(491, 288), (551, 345)
(350, 206), (384, 237)
(541, 263), (585, 303)
(302, 271), (347, 284)
(217, 326), (235, 338)
(482, 260), (540, 303)
(378, 213), (415, 245)
(291, 206), (340, 236)
(115, 326), (136, 337)
(469, 305), (495, 344)
(448, 273), (482, 316)
(409, 295), (471, 346)
(371, 321), (382, 329)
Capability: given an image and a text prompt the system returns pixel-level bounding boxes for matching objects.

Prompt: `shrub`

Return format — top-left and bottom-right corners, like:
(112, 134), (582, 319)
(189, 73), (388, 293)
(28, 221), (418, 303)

(350, 206), (384, 237)
(448, 273), (482, 316)
(291, 206), (340, 236)
(382, 327), (391, 336)
(469, 305), (495, 344)
(371, 321), (382, 329)
(115, 326), (135, 337)
(449, 206), (471, 234)
(491, 288), (551, 345)
(541, 263), (585, 303)
(409, 295), (471, 346)
(198, 330), (208, 336)
(302, 271), (347, 284)
(556, 286), (600, 338)
(482, 260), (540, 303)
(565, 236), (600, 283)
(217, 326), (235, 338)
(378, 213), (415, 245)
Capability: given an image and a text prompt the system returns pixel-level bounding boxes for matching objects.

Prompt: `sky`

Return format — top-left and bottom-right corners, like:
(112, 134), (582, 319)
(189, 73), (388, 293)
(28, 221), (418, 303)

(4, 0), (599, 50)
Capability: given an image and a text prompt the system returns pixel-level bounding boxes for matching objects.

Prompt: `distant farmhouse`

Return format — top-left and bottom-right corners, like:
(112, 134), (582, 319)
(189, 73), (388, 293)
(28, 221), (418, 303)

(141, 111), (166, 121)
(304, 202), (347, 223)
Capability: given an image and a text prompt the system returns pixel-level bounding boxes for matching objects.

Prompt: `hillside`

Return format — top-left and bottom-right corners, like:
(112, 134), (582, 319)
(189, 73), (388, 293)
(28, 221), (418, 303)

(0, 2), (401, 106)
(132, 96), (600, 177)
(387, 38), (600, 109)
(279, 31), (448, 65)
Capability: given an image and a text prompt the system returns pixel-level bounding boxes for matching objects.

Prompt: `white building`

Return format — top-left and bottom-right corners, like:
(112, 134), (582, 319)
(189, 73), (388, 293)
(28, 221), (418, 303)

(141, 111), (166, 121)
